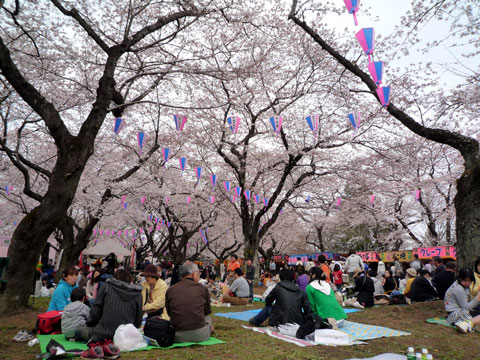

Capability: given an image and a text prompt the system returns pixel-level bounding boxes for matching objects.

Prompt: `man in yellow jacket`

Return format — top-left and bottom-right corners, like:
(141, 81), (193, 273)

(141, 264), (169, 319)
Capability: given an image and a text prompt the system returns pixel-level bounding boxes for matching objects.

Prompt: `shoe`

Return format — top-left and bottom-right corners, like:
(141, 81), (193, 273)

(81, 343), (104, 359)
(326, 318), (339, 331)
(455, 320), (474, 334)
(248, 317), (258, 326)
(353, 301), (365, 309)
(13, 330), (34, 342)
(102, 339), (120, 359)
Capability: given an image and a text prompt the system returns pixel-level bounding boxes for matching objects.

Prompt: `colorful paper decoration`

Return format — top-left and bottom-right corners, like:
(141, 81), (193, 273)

(227, 116), (240, 134)
(269, 115), (283, 134)
(210, 174), (217, 191)
(209, 195), (215, 204)
(376, 86), (391, 107)
(306, 114), (320, 140)
(368, 61), (383, 85)
(141, 195), (146, 205)
(244, 190), (251, 202)
(415, 189), (421, 202)
(370, 194), (375, 208)
(224, 181), (231, 192)
(255, 195), (260, 204)
(137, 132), (145, 156)
(343, 0), (360, 25)
(336, 198), (341, 209)
(263, 198), (269, 207)
(173, 114), (187, 132)
(305, 195), (311, 203)
(162, 148), (170, 167)
(347, 112), (361, 129)
(199, 228), (208, 244)
(179, 157), (186, 176)
(355, 28), (375, 62)
(124, 203), (127, 209)
(186, 196), (191, 205)
(114, 117), (125, 135)
(195, 167), (202, 183)
(235, 187), (241, 197)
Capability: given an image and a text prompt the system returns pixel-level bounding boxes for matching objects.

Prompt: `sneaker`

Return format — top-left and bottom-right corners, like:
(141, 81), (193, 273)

(102, 339), (120, 359)
(353, 301), (365, 309)
(455, 320), (474, 334)
(12, 330), (28, 341)
(248, 317), (258, 326)
(81, 343), (104, 359)
(326, 318), (339, 331)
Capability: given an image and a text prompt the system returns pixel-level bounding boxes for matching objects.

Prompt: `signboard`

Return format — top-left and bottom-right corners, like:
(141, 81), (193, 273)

(288, 255), (309, 265)
(357, 251), (380, 262)
(380, 250), (413, 263)
(413, 246), (456, 260)
(273, 255), (284, 262)
(313, 252), (339, 261)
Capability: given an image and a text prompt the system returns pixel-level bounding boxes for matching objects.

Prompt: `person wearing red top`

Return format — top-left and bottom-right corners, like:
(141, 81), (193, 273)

(226, 254), (240, 285)
(333, 264), (344, 291)
(318, 255), (331, 284)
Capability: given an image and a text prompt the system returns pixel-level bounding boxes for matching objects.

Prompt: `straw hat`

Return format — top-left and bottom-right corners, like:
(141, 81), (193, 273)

(406, 268), (417, 277)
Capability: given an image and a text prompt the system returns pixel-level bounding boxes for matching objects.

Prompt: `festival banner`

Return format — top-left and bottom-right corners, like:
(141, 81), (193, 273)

(413, 246), (456, 260)
(380, 250), (413, 263)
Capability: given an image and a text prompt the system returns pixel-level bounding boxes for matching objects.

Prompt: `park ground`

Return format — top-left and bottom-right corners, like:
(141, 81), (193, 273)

(0, 293), (479, 360)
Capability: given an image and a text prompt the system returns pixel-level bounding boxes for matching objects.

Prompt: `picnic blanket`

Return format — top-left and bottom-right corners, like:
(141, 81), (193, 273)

(426, 317), (455, 328)
(215, 308), (361, 322)
(242, 321), (410, 347)
(37, 334), (224, 353)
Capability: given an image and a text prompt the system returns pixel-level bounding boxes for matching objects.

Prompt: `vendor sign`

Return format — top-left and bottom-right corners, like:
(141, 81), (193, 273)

(380, 250), (413, 263)
(413, 246), (456, 260)
(357, 251), (380, 262)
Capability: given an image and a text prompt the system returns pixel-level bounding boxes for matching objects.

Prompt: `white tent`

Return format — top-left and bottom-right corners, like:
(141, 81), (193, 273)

(83, 238), (132, 260)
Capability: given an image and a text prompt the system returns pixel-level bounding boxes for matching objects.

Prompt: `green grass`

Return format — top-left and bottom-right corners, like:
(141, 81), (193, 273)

(0, 295), (479, 359)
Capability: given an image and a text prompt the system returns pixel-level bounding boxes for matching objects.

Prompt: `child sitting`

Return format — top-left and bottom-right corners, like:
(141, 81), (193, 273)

(445, 268), (480, 333)
(61, 288), (91, 340)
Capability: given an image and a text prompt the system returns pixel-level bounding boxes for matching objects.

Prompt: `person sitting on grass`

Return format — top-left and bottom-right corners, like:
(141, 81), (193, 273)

(352, 268), (375, 308)
(434, 261), (456, 300)
(444, 268), (480, 333)
(166, 261), (214, 343)
(306, 267), (347, 325)
(81, 269), (141, 359)
(141, 264), (168, 318)
(409, 269), (438, 303)
(382, 270), (398, 295)
(403, 268), (417, 298)
(249, 269), (313, 328)
(222, 268), (250, 306)
(48, 267), (79, 311)
(61, 288), (91, 340)
(296, 269), (309, 293)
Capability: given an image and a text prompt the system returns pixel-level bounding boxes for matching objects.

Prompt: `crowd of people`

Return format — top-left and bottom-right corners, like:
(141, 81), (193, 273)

(42, 251), (480, 357)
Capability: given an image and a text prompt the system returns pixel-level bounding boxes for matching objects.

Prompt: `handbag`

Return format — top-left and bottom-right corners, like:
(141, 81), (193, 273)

(143, 317), (175, 348)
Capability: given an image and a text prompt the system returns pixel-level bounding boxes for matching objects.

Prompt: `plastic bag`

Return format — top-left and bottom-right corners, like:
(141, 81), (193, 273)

(113, 324), (147, 351)
(40, 287), (50, 297)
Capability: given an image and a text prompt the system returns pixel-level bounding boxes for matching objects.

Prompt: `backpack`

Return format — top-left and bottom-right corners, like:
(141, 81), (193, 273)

(143, 317), (175, 347)
(36, 311), (62, 334)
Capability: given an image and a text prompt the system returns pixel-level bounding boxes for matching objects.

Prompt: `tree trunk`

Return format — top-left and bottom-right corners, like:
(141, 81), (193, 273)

(0, 149), (91, 313)
(316, 225), (325, 251)
(455, 164), (480, 269)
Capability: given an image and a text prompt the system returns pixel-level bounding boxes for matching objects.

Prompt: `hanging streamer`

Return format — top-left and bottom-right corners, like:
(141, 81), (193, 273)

(179, 157), (186, 176)
(355, 28), (375, 63)
(173, 114), (187, 132)
(137, 132), (145, 156)
(210, 174), (217, 191)
(269, 115), (283, 135)
(162, 148), (170, 168)
(227, 116), (241, 134)
(209, 195), (215, 204)
(114, 117), (125, 136)
(347, 112), (361, 129)
(195, 167), (202, 183)
(343, 0), (360, 25)
(224, 181), (230, 192)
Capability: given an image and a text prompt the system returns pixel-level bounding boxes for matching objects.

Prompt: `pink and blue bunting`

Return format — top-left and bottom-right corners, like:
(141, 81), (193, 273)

(376, 86), (391, 107)
(235, 187), (241, 197)
(162, 148), (170, 167)
(355, 28), (375, 62)
(227, 116), (240, 134)
(255, 195), (260, 204)
(114, 117), (125, 135)
(270, 115), (283, 134)
(347, 112), (361, 129)
(210, 174), (217, 191)
(244, 190), (251, 201)
(370, 194), (375, 208)
(173, 114), (187, 132)
(368, 61), (383, 85)
(209, 195), (215, 204)
(306, 114), (319, 139)
(195, 167), (202, 183)
(137, 132), (145, 156)
(224, 181), (230, 192)
(343, 0), (360, 25)
(263, 198), (269, 207)
(179, 157), (186, 176)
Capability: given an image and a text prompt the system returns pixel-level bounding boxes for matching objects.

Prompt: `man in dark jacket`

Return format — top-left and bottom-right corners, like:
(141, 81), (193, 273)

(353, 269), (375, 308)
(88, 269), (143, 342)
(433, 261), (456, 300)
(245, 258), (255, 301)
(409, 269), (438, 303)
(249, 268), (312, 327)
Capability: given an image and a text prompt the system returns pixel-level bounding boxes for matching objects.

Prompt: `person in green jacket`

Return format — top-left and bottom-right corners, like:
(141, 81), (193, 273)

(306, 267), (347, 324)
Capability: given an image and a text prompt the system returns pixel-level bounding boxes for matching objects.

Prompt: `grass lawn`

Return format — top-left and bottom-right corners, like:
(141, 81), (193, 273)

(0, 294), (478, 360)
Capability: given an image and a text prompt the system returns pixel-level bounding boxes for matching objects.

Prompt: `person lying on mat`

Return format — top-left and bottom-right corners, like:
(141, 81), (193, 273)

(222, 268), (250, 306)
(249, 268), (313, 328)
(306, 267), (347, 324)
(444, 267), (480, 333)
(141, 264), (169, 319)
(48, 266), (79, 311)
(166, 261), (214, 343)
